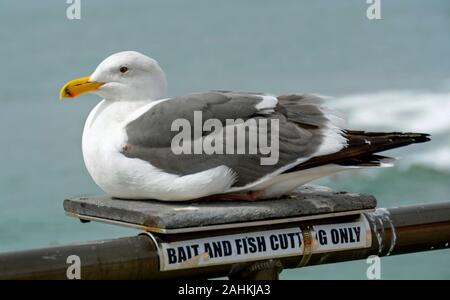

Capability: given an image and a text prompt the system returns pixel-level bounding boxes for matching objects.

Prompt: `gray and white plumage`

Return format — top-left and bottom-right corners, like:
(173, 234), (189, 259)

(123, 91), (344, 188)
(62, 51), (430, 201)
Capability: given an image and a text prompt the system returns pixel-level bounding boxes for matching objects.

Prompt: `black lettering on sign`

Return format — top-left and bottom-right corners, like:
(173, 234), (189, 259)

(354, 227), (361, 242)
(270, 232), (301, 251)
(279, 234), (288, 250)
(330, 226), (362, 245)
(241, 238), (249, 254)
(223, 241), (232, 256)
(212, 242), (223, 257)
(339, 228), (349, 243)
(287, 232), (299, 248)
(167, 248), (177, 264)
(294, 232), (302, 247)
(235, 239), (243, 255)
(349, 227), (355, 243)
(204, 242), (213, 257)
(235, 236), (267, 255)
(270, 234), (279, 250)
(247, 237), (257, 253)
(177, 246), (188, 262)
(191, 244), (200, 256)
(167, 244), (202, 264)
(317, 230), (328, 245)
(204, 241), (232, 258)
(331, 229), (339, 244)
(256, 236), (266, 252)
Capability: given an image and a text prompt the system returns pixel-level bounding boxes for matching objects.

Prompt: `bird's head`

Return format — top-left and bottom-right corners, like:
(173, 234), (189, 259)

(60, 51), (167, 101)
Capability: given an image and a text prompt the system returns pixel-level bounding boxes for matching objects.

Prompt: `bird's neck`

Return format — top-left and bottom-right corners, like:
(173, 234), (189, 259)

(88, 98), (157, 128)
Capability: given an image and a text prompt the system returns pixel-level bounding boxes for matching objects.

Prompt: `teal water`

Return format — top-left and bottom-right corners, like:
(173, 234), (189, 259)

(0, 0), (449, 279)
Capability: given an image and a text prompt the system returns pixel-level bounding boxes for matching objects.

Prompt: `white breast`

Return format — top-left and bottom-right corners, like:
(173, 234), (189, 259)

(82, 100), (131, 195)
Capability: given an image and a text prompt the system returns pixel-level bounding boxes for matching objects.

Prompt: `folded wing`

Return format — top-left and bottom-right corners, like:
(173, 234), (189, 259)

(122, 91), (347, 187)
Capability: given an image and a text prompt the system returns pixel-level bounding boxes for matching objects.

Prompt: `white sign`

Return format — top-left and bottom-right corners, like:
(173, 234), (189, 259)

(157, 216), (371, 271)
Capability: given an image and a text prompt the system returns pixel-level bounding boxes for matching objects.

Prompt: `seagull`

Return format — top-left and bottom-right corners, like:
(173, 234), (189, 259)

(60, 51), (430, 201)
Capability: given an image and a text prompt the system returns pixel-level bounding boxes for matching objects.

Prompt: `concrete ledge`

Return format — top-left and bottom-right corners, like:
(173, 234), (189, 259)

(63, 185), (377, 232)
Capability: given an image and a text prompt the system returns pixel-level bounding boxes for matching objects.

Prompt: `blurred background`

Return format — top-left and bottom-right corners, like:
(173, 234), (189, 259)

(0, 0), (449, 279)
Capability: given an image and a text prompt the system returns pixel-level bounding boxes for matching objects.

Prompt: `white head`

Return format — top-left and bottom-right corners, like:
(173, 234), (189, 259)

(60, 51), (167, 101)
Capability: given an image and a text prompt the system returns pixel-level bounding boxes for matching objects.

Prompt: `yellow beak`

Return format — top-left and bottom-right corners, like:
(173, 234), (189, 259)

(59, 76), (104, 99)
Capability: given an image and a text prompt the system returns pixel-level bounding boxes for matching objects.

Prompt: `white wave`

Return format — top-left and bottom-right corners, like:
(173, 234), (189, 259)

(329, 90), (450, 135)
(326, 90), (450, 173)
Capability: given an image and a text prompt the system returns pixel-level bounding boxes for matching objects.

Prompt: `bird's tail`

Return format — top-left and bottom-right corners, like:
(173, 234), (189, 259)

(288, 131), (431, 171)
(345, 130), (431, 153)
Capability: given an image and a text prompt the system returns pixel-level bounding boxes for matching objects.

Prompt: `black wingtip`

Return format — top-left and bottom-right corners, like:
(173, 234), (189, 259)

(405, 132), (432, 143)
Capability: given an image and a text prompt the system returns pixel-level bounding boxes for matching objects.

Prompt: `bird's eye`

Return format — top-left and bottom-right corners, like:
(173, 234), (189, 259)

(119, 66), (129, 73)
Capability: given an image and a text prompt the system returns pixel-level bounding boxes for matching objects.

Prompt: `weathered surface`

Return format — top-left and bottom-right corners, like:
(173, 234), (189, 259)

(63, 185), (377, 230)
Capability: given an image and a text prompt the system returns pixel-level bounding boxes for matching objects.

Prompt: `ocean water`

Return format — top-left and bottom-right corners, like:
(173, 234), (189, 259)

(0, 0), (449, 279)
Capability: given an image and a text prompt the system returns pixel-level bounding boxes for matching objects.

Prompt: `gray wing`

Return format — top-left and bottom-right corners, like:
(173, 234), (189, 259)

(123, 91), (344, 187)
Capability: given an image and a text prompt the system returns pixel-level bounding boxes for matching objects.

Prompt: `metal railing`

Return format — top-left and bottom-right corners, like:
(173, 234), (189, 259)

(0, 202), (449, 280)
